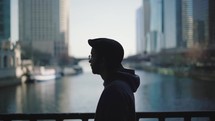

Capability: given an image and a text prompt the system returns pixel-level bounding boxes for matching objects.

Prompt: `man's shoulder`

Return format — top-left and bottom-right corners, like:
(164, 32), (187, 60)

(107, 80), (128, 88)
(104, 80), (132, 94)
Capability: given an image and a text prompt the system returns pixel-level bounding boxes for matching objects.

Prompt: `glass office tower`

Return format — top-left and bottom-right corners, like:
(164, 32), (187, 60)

(0, 0), (10, 42)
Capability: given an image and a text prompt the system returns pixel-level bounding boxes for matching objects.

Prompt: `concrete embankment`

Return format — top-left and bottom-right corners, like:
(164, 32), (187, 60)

(0, 67), (24, 87)
(128, 62), (214, 81)
(0, 77), (21, 87)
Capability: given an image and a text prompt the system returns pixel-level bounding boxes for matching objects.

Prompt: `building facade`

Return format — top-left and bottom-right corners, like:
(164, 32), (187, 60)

(0, 0), (22, 78)
(136, 6), (144, 54)
(163, 0), (183, 49)
(142, 0), (151, 53)
(209, 0), (215, 46)
(19, 0), (70, 63)
(148, 0), (164, 53)
(140, 0), (215, 51)
(0, 41), (22, 79)
(181, 0), (212, 48)
(0, 0), (10, 42)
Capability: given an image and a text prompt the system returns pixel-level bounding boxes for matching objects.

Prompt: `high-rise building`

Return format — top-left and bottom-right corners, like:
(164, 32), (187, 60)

(136, 6), (144, 54)
(0, 0), (10, 42)
(163, 0), (183, 49)
(136, 0), (151, 54)
(208, 0), (215, 46)
(143, 0), (151, 53)
(136, 0), (164, 54)
(19, 0), (70, 61)
(163, 0), (215, 49)
(138, 0), (215, 54)
(175, 0), (183, 47)
(149, 0), (164, 53)
(181, 0), (212, 48)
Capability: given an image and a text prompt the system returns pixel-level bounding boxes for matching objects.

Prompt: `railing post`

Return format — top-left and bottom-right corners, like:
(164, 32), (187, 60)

(210, 116), (215, 121)
(56, 118), (64, 121)
(184, 117), (191, 121)
(30, 119), (37, 121)
(82, 118), (89, 121)
(159, 117), (165, 121)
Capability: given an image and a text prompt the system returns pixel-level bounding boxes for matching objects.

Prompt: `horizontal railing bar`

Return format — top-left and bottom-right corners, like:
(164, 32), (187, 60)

(136, 111), (215, 118)
(0, 111), (214, 120)
(0, 113), (95, 120)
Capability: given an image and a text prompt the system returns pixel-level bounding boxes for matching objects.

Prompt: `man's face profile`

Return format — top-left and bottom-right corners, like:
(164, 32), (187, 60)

(89, 48), (102, 74)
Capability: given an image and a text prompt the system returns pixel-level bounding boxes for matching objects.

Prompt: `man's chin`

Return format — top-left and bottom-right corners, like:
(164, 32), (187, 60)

(92, 69), (100, 74)
(92, 71), (99, 74)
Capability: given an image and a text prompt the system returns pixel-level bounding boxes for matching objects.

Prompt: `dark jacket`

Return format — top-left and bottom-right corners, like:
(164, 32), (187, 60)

(95, 68), (140, 121)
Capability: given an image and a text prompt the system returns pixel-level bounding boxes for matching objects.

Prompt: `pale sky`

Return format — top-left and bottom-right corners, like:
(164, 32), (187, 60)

(11, 0), (142, 58)
(69, 0), (142, 58)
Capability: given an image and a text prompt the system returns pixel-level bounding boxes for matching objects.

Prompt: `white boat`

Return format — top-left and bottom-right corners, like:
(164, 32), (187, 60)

(29, 66), (61, 82)
(30, 73), (61, 82)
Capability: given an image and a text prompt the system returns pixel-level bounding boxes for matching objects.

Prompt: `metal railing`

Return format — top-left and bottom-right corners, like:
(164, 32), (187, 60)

(0, 111), (215, 121)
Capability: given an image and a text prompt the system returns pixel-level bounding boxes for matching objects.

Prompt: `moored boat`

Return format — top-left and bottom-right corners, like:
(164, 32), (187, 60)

(27, 66), (62, 82)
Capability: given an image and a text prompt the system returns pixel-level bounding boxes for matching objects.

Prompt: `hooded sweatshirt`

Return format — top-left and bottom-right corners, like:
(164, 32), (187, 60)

(95, 68), (140, 121)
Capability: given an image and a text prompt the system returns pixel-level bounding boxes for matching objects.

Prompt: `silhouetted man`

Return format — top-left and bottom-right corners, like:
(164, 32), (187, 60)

(88, 38), (140, 121)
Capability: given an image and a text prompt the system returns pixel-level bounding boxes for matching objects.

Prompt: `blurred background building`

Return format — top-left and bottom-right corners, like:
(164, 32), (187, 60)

(136, 6), (144, 54)
(19, 0), (70, 65)
(0, 0), (22, 82)
(136, 0), (215, 55)
(0, 0), (10, 42)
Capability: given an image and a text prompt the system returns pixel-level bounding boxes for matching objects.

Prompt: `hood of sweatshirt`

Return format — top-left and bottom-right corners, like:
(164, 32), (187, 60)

(102, 68), (140, 92)
(115, 68), (140, 92)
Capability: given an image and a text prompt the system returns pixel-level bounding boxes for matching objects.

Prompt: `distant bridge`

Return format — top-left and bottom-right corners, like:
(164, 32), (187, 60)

(75, 57), (88, 62)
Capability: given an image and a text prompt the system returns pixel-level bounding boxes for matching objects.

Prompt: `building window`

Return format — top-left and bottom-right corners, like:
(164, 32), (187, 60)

(3, 55), (7, 68)
(0, 24), (4, 32)
(16, 57), (19, 67)
(0, 55), (1, 68)
(9, 55), (14, 67)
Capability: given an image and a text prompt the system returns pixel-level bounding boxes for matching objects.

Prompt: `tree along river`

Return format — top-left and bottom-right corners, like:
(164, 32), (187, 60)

(0, 61), (215, 114)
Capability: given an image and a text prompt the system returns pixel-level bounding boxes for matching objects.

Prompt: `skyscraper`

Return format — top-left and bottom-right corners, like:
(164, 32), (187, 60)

(19, 0), (69, 61)
(163, 0), (183, 49)
(143, 0), (151, 53)
(136, 0), (164, 54)
(0, 0), (10, 42)
(136, 0), (151, 54)
(208, 0), (215, 46)
(149, 0), (164, 53)
(181, 0), (211, 48)
(136, 6), (144, 54)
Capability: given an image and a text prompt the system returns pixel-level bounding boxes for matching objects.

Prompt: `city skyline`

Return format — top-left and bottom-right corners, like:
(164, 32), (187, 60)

(10, 0), (142, 58)
(136, 0), (215, 55)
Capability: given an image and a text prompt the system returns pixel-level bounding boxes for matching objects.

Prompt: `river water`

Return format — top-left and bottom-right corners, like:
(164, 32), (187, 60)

(0, 61), (215, 114)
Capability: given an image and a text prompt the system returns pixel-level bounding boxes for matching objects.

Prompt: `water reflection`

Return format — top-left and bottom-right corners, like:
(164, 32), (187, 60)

(135, 70), (215, 112)
(0, 70), (215, 113)
(0, 86), (17, 112)
(15, 81), (56, 113)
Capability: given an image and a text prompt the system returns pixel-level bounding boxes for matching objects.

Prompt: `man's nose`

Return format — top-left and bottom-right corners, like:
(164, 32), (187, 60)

(88, 55), (92, 63)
